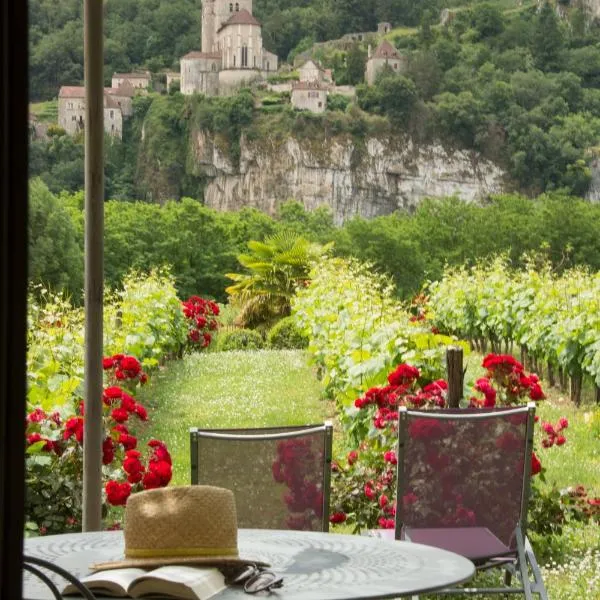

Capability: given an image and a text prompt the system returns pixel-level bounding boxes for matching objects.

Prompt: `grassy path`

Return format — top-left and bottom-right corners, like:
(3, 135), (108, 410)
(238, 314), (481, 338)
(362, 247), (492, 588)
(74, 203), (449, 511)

(138, 349), (330, 485)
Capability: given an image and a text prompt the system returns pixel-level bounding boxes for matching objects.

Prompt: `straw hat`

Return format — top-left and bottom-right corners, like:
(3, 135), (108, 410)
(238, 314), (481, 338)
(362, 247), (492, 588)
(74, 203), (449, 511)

(92, 486), (267, 571)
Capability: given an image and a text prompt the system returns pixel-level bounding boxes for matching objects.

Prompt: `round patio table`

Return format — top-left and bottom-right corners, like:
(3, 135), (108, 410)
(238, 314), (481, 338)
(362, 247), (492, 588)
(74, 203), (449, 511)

(23, 529), (475, 599)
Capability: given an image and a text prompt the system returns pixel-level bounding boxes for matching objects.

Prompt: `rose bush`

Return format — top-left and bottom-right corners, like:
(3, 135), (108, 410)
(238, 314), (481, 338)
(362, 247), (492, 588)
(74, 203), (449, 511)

(329, 355), (597, 536)
(25, 353), (172, 536)
(182, 295), (220, 350)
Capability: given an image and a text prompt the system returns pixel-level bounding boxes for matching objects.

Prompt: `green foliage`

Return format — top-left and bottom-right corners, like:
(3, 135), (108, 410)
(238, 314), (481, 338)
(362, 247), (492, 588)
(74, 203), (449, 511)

(217, 328), (265, 351)
(426, 259), (600, 387)
(28, 179), (83, 298)
(226, 232), (332, 329)
(267, 317), (309, 350)
(292, 256), (464, 404)
(357, 72), (417, 125)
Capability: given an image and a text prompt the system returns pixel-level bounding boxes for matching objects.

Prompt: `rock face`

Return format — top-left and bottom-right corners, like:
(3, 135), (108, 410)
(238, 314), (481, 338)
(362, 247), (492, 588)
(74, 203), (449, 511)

(586, 157), (600, 202)
(190, 130), (506, 224)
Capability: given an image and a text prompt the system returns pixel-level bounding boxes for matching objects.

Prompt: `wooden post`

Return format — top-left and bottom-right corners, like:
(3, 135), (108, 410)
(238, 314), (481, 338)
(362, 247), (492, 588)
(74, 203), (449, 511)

(570, 370), (583, 407)
(595, 385), (600, 405)
(446, 346), (464, 408)
(82, 0), (104, 532)
(547, 361), (556, 388)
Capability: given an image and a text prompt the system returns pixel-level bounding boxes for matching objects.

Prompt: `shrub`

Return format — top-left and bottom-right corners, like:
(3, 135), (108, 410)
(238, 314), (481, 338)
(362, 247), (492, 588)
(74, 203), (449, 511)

(218, 328), (264, 351)
(268, 317), (309, 350)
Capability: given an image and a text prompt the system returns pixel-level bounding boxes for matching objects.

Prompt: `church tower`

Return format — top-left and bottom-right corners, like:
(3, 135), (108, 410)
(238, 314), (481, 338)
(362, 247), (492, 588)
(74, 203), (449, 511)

(201, 0), (216, 53)
(210, 0), (253, 51)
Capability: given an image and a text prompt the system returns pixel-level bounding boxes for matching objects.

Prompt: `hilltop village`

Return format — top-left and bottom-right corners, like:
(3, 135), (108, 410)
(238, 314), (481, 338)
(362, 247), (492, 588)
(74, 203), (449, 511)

(56, 0), (407, 138)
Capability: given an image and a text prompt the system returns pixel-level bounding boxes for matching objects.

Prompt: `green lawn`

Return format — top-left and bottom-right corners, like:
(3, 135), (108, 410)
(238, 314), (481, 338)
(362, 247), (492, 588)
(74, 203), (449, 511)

(138, 348), (600, 599)
(137, 349), (331, 485)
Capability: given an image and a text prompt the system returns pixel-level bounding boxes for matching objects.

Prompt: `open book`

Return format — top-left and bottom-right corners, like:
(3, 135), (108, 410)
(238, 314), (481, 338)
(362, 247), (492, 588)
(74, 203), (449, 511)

(62, 565), (226, 599)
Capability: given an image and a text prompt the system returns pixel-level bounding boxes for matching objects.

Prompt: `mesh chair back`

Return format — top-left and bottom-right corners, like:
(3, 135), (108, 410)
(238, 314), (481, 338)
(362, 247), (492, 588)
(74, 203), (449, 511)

(190, 424), (333, 531)
(396, 406), (534, 550)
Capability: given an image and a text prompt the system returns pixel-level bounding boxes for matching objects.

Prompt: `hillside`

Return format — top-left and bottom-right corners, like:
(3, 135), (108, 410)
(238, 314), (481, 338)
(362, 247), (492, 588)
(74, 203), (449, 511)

(29, 0), (600, 204)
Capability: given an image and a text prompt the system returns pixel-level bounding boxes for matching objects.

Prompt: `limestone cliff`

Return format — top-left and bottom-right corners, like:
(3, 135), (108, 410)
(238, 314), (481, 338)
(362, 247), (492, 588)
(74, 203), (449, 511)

(189, 129), (506, 224)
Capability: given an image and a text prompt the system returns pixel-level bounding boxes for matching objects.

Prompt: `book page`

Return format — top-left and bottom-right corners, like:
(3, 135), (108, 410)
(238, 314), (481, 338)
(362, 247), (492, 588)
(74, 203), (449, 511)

(130, 566), (226, 600)
(62, 568), (148, 596)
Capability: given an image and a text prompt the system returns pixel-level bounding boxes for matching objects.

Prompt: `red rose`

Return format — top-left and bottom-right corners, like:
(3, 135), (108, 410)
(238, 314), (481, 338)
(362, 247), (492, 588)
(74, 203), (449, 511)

(133, 403), (148, 421)
(558, 417), (569, 430)
(202, 333), (212, 347)
(529, 383), (545, 400)
(140, 373), (148, 385)
(120, 356), (141, 376)
(148, 440), (172, 464)
(102, 357), (114, 370)
(377, 517), (395, 529)
(115, 369), (126, 380)
(102, 437), (115, 465)
(110, 408), (129, 423)
(531, 452), (542, 476)
(556, 435), (567, 446)
(189, 329), (200, 342)
(387, 364), (420, 387)
(123, 455), (145, 476)
(149, 460), (172, 485)
(142, 471), (162, 490)
(27, 408), (47, 423)
(383, 450), (397, 465)
(329, 512), (347, 524)
(63, 417), (84, 443)
(379, 495), (389, 508)
(118, 433), (137, 451)
(103, 386), (123, 405)
(105, 481), (131, 506)
(364, 484), (375, 500)
(120, 393), (136, 412)
(347, 450), (358, 466)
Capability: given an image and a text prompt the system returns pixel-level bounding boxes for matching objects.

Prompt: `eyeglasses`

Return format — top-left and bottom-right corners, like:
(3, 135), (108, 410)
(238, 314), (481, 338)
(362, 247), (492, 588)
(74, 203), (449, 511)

(228, 564), (284, 594)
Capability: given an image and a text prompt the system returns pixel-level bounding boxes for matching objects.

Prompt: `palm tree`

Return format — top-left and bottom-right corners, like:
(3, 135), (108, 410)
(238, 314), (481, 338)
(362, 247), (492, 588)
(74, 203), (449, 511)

(226, 232), (331, 329)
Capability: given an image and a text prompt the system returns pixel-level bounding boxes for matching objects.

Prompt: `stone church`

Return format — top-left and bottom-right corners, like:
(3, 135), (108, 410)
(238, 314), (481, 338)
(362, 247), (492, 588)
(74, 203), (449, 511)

(181, 0), (278, 96)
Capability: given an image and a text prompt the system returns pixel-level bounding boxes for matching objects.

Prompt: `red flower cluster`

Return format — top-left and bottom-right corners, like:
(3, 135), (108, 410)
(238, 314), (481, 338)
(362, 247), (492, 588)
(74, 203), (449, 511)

(541, 418), (568, 448)
(182, 296), (219, 348)
(471, 354), (545, 407)
(26, 352), (172, 521)
(103, 354), (148, 386)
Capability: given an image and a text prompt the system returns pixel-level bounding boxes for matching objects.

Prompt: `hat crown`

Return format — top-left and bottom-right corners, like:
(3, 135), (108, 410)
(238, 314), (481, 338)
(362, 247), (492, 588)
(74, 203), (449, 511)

(124, 486), (239, 559)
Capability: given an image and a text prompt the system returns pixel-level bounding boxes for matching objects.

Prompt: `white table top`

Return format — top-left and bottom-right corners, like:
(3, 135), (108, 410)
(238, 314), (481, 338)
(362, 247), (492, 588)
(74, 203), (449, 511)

(23, 529), (475, 599)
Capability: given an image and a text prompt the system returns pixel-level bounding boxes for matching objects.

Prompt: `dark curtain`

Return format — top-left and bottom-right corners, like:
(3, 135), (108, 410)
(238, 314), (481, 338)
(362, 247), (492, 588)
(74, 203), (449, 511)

(1, 0), (28, 595)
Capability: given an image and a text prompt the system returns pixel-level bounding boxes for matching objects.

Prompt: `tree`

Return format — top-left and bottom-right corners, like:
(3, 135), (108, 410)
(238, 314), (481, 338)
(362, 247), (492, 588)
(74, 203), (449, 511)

(28, 179), (83, 296)
(226, 232), (331, 329)
(531, 2), (564, 71)
(345, 43), (367, 85)
(471, 3), (504, 40)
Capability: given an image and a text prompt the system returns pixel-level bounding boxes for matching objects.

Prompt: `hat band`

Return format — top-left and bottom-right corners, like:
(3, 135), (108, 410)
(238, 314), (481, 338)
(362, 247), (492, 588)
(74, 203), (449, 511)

(126, 546), (239, 558)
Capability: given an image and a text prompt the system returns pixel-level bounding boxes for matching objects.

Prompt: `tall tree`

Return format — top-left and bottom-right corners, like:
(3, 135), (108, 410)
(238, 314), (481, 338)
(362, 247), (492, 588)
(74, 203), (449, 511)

(532, 1), (564, 71)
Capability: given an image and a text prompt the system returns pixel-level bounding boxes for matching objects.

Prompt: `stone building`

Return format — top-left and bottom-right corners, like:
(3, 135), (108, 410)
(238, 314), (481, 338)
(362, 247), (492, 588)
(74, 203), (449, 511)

(58, 86), (124, 138)
(291, 81), (327, 113)
(111, 72), (152, 92)
(105, 83), (134, 117)
(181, 52), (221, 95)
(180, 0), (278, 96)
(377, 22), (392, 34)
(365, 40), (407, 85)
(165, 72), (181, 90)
(298, 60), (332, 85)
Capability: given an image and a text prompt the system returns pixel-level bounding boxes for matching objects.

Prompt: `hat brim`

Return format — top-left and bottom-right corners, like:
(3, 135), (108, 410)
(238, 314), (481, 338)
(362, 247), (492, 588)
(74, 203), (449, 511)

(92, 555), (268, 572)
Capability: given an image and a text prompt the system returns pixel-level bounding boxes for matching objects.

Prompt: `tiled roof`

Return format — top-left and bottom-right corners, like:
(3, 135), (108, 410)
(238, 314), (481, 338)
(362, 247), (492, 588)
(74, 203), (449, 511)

(371, 40), (401, 59)
(113, 72), (151, 79)
(59, 86), (86, 98)
(219, 8), (260, 30)
(292, 81), (327, 91)
(106, 82), (135, 97)
(181, 51), (222, 60)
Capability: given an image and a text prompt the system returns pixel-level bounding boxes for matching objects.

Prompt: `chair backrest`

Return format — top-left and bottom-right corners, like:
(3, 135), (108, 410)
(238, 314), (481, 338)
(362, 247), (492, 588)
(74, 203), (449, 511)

(395, 404), (536, 549)
(190, 423), (333, 532)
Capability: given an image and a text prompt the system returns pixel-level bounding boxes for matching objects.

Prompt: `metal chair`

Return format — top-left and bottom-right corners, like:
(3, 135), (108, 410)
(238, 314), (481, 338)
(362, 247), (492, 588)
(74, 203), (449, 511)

(190, 423), (333, 531)
(395, 403), (548, 599)
(23, 555), (97, 599)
